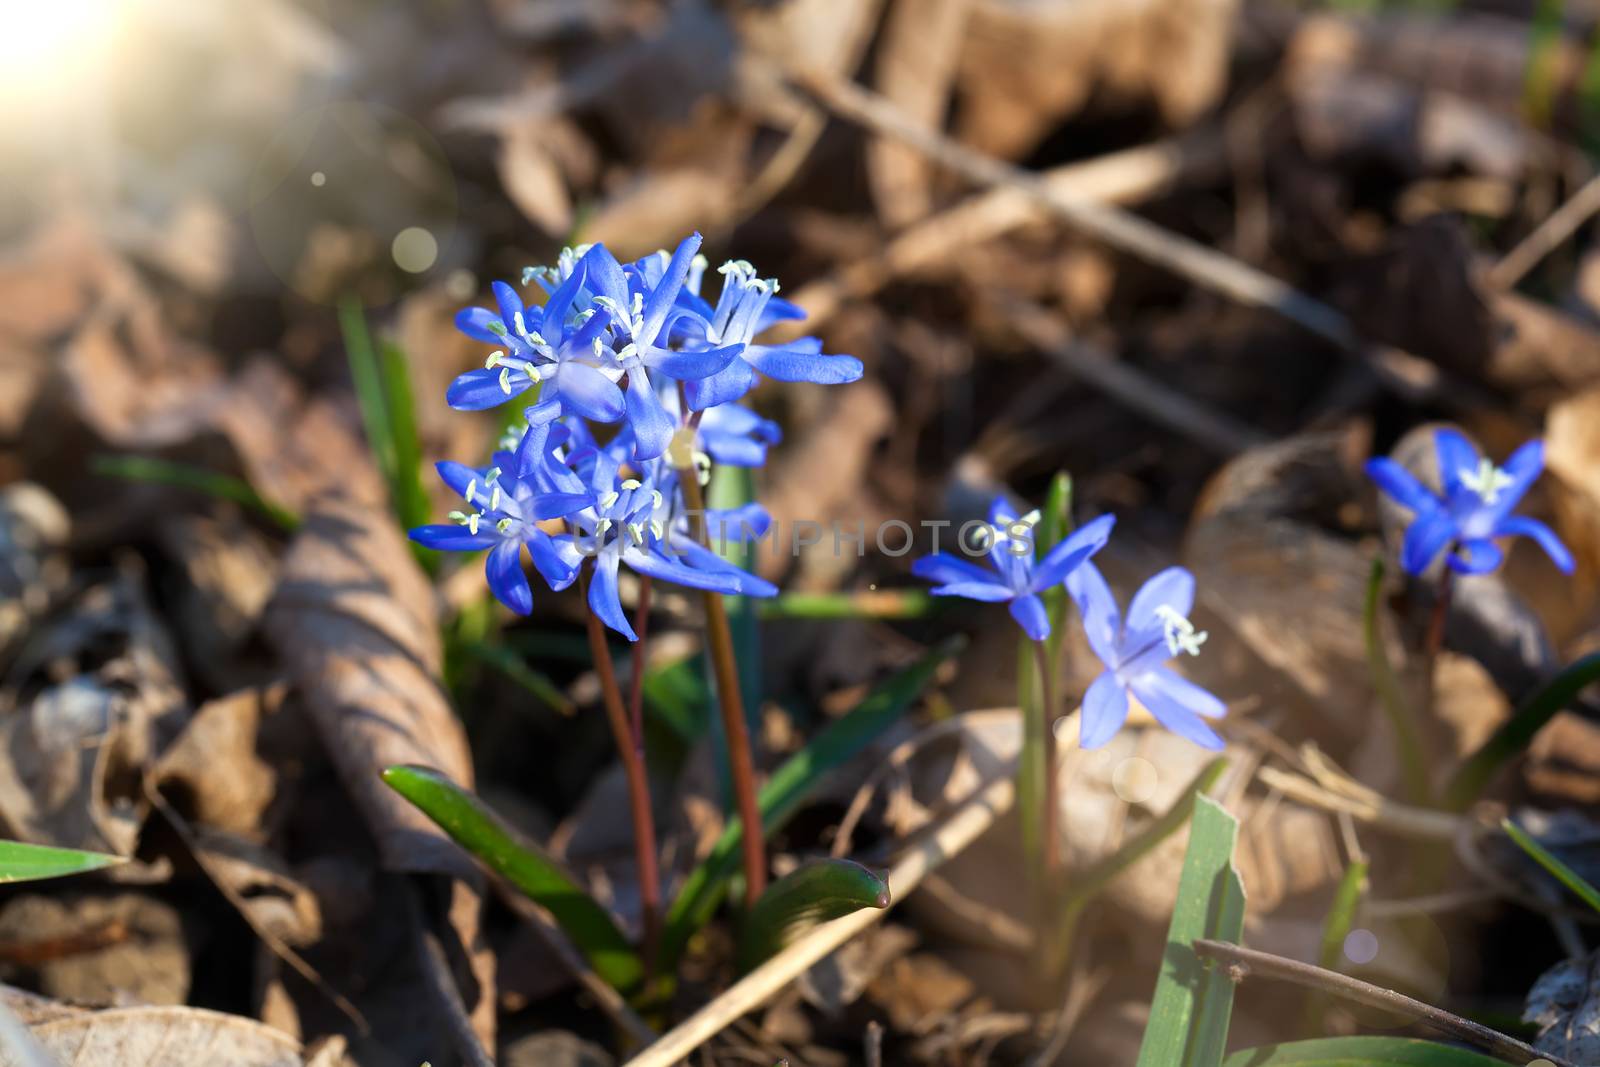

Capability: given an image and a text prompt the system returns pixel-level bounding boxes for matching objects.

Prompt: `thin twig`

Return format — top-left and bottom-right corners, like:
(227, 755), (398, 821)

(1193, 939), (1577, 1067)
(1006, 300), (1268, 457)
(407, 881), (494, 1067)
(1490, 168), (1600, 289)
(1254, 766), (1462, 840)
(624, 772), (1017, 1067)
(581, 567), (664, 972)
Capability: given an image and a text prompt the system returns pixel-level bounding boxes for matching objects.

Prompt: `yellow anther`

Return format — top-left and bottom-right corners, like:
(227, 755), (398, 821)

(496, 517), (514, 534)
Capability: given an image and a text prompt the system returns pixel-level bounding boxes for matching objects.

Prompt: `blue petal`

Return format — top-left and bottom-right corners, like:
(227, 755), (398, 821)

(701, 430), (768, 467)
(542, 257), (589, 327)
(486, 540), (532, 615)
(1400, 507), (1456, 576)
(1364, 457), (1438, 514)
(1079, 672), (1130, 750)
(1065, 562), (1121, 669)
(556, 363), (626, 422)
(492, 281), (524, 329)
(1495, 515), (1575, 574)
(705, 504), (771, 544)
(640, 233), (702, 344)
(527, 530), (577, 589)
(410, 524), (497, 551)
(1485, 439), (1545, 520)
(1009, 594), (1050, 640)
(434, 460), (480, 500)
(626, 371), (674, 460)
(529, 492), (591, 521)
(1130, 675), (1224, 750)
(684, 360), (757, 409)
(928, 581), (1015, 602)
(912, 552), (1001, 587)
(1030, 514), (1115, 591)
(667, 539), (778, 596)
(1126, 566), (1196, 635)
(743, 340), (864, 385)
(1434, 429), (1480, 497)
(623, 545), (742, 594)
(755, 295), (806, 332)
(1139, 666), (1226, 719)
(447, 367), (528, 410)
(1449, 538), (1503, 574)
(588, 553), (636, 641)
(646, 342), (743, 381)
(582, 244), (629, 307)
(455, 306), (505, 344)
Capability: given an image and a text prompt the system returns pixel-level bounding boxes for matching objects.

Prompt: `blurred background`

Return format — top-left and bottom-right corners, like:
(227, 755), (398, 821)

(5, 0), (1600, 1064)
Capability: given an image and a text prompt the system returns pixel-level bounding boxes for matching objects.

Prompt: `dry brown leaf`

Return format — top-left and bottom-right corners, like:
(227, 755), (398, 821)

(0, 894), (188, 1006)
(0, 484), (70, 673)
(153, 686), (283, 837)
(498, 123), (575, 237)
(154, 515), (280, 695)
(0, 1001), (341, 1067)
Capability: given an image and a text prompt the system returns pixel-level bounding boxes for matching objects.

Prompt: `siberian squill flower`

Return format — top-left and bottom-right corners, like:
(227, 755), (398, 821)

(1065, 563), (1226, 750)
(911, 497), (1115, 640)
(408, 459), (584, 615)
(676, 258), (864, 410)
(1365, 429), (1573, 576)
(657, 382), (781, 468)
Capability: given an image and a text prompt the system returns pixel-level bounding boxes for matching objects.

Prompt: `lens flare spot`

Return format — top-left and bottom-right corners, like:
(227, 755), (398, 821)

(310, 171), (326, 187)
(1112, 757), (1159, 804)
(392, 227), (438, 273)
(1343, 928), (1379, 966)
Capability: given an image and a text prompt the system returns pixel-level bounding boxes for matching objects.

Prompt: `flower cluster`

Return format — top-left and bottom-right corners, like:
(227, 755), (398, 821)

(413, 233), (862, 636)
(912, 496), (1227, 752)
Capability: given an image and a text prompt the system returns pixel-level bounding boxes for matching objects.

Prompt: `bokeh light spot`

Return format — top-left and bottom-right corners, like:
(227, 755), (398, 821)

(391, 227), (438, 273)
(1344, 928), (1379, 965)
(311, 171), (326, 187)
(1112, 757), (1159, 804)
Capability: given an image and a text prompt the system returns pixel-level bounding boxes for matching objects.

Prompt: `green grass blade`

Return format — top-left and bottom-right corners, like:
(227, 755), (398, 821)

(1136, 795), (1246, 1067)
(339, 295), (395, 486)
(1501, 817), (1600, 915)
(660, 637), (960, 967)
(1364, 559), (1430, 805)
(1446, 652), (1600, 809)
(92, 454), (299, 532)
(756, 589), (940, 620)
(737, 858), (889, 971)
(1221, 1036), (1506, 1066)
(381, 765), (644, 992)
(457, 640), (572, 716)
(1318, 860), (1370, 972)
(378, 339), (431, 534)
(0, 840), (123, 883)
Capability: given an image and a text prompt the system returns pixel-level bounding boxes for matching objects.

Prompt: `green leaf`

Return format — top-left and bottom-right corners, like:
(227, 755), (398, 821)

(1221, 1036), (1506, 1066)
(660, 637), (960, 968)
(757, 590), (941, 620)
(1136, 795), (1246, 1067)
(1017, 472), (1074, 883)
(1316, 860), (1370, 973)
(737, 858), (889, 971)
(1364, 559), (1429, 804)
(1446, 652), (1600, 809)
(0, 840), (123, 883)
(92, 455), (299, 532)
(1501, 817), (1600, 915)
(339, 295), (395, 485)
(381, 765), (644, 992)
(457, 640), (572, 716)
(378, 339), (431, 534)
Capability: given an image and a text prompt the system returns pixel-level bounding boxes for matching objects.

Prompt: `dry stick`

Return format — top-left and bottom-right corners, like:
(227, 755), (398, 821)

(624, 772), (1017, 1067)
(785, 67), (1469, 405)
(581, 568), (664, 972)
(1007, 300), (1269, 457)
(1489, 168), (1600, 289)
(1253, 765), (1463, 841)
(671, 432), (767, 907)
(1193, 939), (1577, 1067)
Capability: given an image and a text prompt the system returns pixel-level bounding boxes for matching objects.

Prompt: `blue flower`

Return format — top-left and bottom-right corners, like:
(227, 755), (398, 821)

(678, 259), (864, 410)
(516, 420), (776, 640)
(408, 459), (583, 615)
(1065, 563), (1226, 751)
(657, 383), (781, 468)
(911, 497), (1114, 640)
(1365, 430), (1574, 577)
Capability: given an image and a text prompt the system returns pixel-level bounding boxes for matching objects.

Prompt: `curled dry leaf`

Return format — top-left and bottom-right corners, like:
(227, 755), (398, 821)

(0, 484), (70, 672)
(1525, 949), (1600, 1065)
(154, 514), (280, 695)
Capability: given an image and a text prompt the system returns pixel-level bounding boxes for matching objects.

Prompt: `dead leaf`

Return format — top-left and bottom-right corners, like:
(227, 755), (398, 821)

(0, 484), (70, 672)
(154, 514), (281, 695)
(0, 1000), (346, 1067)
(0, 894), (188, 1006)
(153, 686), (285, 837)
(498, 124), (575, 237)
(1525, 948), (1600, 1064)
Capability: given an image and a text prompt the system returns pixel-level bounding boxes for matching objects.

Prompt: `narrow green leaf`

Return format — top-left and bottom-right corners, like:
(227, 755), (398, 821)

(1317, 860), (1370, 972)
(1364, 559), (1430, 805)
(0, 840), (123, 884)
(756, 589), (940, 620)
(1447, 652), (1600, 809)
(660, 637), (960, 967)
(339, 295), (395, 485)
(92, 454), (299, 532)
(1221, 1036), (1507, 1066)
(1501, 817), (1600, 915)
(381, 765), (644, 992)
(640, 652), (712, 744)
(1136, 795), (1246, 1067)
(458, 640), (572, 716)
(737, 858), (889, 971)
(1017, 472), (1073, 888)
(378, 339), (431, 535)
(1038, 472), (1075, 643)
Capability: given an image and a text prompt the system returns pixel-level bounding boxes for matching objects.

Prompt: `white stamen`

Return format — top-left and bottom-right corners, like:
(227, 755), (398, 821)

(650, 520), (664, 540)
(596, 518), (612, 537)
(627, 522), (645, 545)
(485, 350), (505, 369)
(485, 467), (502, 483)
(693, 451), (712, 485)
(620, 478), (642, 491)
(498, 367), (513, 394)
(650, 490), (664, 510)
(467, 513), (481, 535)
(599, 492), (619, 511)
(1154, 605), (1208, 658)
(465, 479), (478, 503)
(488, 486), (501, 512)
(496, 517), (514, 534)
(1460, 458), (1515, 505)
(448, 510), (469, 524)
(513, 311), (528, 337)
